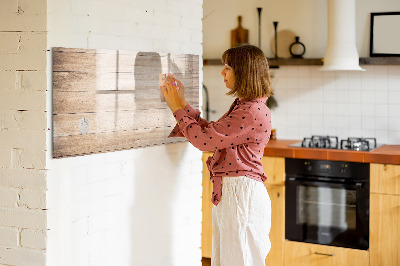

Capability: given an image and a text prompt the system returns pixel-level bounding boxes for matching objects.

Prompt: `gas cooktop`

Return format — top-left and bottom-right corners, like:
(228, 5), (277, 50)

(289, 135), (383, 151)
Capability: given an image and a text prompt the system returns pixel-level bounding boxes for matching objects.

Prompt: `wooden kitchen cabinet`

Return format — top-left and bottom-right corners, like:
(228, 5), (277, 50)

(370, 163), (400, 266)
(201, 154), (286, 266)
(370, 163), (400, 195)
(202, 152), (213, 258)
(284, 241), (369, 266)
(261, 156), (285, 266)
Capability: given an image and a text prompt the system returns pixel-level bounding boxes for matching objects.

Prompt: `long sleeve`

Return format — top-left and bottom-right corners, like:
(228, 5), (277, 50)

(169, 104), (210, 137)
(172, 105), (257, 152)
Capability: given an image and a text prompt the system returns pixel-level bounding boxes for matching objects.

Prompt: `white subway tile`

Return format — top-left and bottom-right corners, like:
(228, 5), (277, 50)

(336, 115), (348, 128)
(323, 84), (336, 103)
(362, 116), (375, 130)
(285, 66), (298, 77)
(348, 72), (362, 90)
(374, 90), (388, 104)
(374, 65), (388, 77)
(375, 104), (389, 117)
(388, 117), (400, 131)
(374, 117), (389, 131)
(335, 72), (349, 90)
(374, 130), (389, 144)
(298, 67), (311, 78)
(388, 131), (400, 144)
(336, 90), (349, 103)
(336, 103), (349, 116)
(388, 65), (400, 76)
(361, 103), (375, 116)
(361, 76), (374, 91)
(322, 70), (335, 78)
(349, 128), (362, 137)
(323, 103), (336, 116)
(286, 77), (299, 89)
(389, 104), (400, 117)
(361, 90), (374, 104)
(348, 90), (362, 103)
(323, 115), (336, 130)
(298, 77), (311, 89)
(348, 116), (362, 129)
(310, 77), (324, 90)
(388, 75), (400, 91)
(388, 91), (400, 104)
(374, 77), (388, 92)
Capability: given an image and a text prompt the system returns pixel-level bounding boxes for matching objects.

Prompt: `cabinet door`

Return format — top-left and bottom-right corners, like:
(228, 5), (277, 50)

(370, 193), (400, 266)
(284, 241), (369, 266)
(264, 184), (284, 266)
(202, 152), (213, 258)
(262, 156), (285, 186)
(370, 163), (400, 195)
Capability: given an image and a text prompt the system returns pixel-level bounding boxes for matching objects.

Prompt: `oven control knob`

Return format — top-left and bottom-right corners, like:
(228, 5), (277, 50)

(340, 164), (347, 174)
(304, 161), (312, 171)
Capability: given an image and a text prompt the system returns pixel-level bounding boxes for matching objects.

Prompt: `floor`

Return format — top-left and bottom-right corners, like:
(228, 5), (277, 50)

(202, 257), (211, 266)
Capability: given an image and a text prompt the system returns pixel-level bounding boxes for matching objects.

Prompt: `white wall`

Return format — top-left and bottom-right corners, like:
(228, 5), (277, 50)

(203, 0), (400, 58)
(203, 0), (400, 145)
(0, 0), (48, 265)
(46, 0), (203, 266)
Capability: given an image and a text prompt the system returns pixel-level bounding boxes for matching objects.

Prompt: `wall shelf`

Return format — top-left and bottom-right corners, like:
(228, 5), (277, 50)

(203, 57), (400, 67)
(359, 57), (400, 65)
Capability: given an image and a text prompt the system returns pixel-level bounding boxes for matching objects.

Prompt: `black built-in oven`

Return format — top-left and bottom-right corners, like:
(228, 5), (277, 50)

(285, 158), (369, 250)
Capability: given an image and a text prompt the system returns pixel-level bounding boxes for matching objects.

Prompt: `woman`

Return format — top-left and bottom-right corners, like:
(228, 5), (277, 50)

(161, 44), (273, 266)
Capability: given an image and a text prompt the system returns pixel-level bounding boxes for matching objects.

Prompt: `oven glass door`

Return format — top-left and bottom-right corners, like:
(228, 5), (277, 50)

(286, 179), (369, 250)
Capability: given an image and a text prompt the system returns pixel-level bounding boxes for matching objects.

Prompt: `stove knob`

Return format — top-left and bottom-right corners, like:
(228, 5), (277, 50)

(305, 161), (312, 171)
(340, 164), (347, 174)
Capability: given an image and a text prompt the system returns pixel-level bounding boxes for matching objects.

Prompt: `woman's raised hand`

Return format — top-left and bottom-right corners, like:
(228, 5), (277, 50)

(160, 77), (183, 113)
(168, 74), (187, 109)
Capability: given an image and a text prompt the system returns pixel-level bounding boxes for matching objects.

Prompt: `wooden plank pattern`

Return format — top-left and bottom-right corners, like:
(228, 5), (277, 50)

(52, 47), (199, 158)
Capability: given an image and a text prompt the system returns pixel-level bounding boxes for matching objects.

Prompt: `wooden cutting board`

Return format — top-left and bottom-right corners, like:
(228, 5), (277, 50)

(231, 16), (249, 48)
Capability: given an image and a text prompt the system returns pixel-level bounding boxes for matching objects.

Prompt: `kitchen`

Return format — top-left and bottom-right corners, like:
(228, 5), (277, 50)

(0, 0), (399, 265)
(203, 1), (400, 265)
(202, 0), (400, 265)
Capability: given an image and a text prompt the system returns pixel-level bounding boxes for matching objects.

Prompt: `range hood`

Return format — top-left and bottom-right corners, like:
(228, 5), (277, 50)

(320, 0), (365, 71)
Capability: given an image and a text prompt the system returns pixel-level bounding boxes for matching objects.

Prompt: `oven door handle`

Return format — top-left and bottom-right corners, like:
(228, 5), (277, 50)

(287, 177), (364, 189)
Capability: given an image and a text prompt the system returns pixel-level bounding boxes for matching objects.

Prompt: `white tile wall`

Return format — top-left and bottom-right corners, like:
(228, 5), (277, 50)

(204, 65), (400, 144)
(270, 65), (400, 144)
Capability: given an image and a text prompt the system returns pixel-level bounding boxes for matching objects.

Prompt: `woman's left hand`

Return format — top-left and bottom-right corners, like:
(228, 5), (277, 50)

(160, 80), (183, 113)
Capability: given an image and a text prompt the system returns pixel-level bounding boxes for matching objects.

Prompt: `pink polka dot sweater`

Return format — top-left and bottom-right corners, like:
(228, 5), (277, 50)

(169, 97), (272, 206)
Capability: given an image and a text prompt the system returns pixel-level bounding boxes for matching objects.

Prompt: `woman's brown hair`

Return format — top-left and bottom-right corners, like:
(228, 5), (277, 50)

(221, 44), (273, 99)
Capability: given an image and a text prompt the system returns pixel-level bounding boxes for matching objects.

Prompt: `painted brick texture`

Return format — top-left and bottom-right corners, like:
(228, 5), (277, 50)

(0, 0), (48, 265)
(46, 0), (203, 265)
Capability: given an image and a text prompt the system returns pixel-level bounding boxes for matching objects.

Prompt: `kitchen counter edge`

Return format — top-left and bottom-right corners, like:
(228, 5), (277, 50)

(262, 139), (400, 165)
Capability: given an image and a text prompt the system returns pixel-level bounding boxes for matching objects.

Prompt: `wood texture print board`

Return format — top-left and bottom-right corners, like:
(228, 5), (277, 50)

(52, 47), (199, 158)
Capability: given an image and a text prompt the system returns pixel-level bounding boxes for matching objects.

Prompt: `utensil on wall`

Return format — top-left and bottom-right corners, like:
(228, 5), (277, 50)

(273, 21), (279, 58)
(289, 36), (306, 58)
(257, 8), (262, 48)
(231, 16), (249, 48)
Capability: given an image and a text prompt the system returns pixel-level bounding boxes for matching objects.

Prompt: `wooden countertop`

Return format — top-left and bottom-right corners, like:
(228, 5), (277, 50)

(263, 139), (400, 165)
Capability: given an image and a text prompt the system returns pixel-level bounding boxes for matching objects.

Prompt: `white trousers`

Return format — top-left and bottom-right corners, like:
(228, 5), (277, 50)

(212, 176), (271, 266)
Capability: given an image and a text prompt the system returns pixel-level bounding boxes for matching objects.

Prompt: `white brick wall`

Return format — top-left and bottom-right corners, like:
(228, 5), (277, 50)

(46, 1), (203, 266)
(0, 0), (48, 265)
